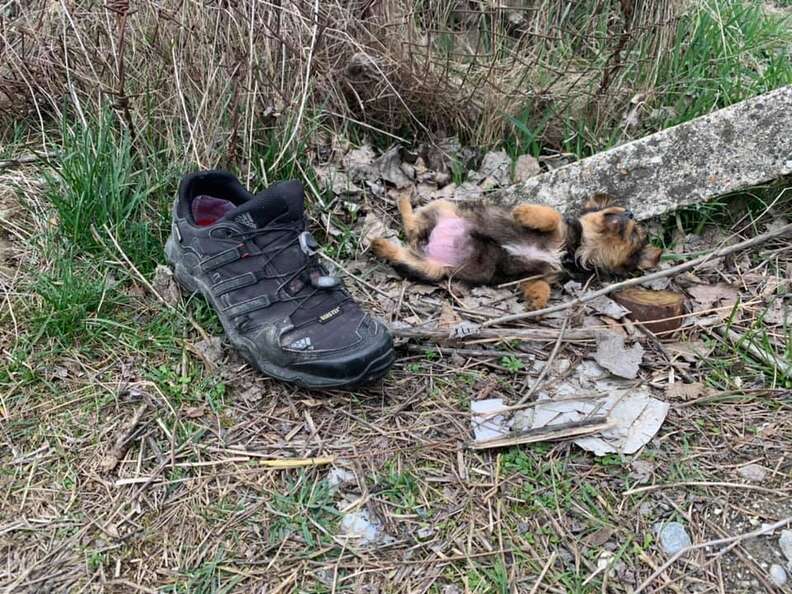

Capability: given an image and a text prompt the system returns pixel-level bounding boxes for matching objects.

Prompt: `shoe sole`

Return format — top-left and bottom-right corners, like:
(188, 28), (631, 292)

(165, 236), (394, 390)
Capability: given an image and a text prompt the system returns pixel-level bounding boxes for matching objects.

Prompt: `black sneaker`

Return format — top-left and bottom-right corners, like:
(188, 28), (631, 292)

(165, 170), (394, 389)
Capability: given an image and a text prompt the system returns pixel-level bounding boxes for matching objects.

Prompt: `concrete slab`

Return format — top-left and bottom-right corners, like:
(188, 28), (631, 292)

(499, 85), (792, 219)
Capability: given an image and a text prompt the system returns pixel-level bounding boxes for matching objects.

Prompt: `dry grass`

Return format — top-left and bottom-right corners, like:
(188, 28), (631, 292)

(0, 0), (685, 162)
(1, 163), (790, 591)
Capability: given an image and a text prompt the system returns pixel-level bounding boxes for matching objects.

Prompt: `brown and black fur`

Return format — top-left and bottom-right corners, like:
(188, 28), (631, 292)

(371, 193), (662, 310)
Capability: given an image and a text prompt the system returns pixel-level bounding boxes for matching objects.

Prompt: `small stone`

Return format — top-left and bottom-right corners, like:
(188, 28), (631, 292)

(654, 522), (691, 555)
(514, 154), (541, 182)
(737, 463), (767, 482)
(770, 564), (787, 587)
(454, 181), (482, 202)
(629, 460), (655, 483)
(478, 150), (512, 187)
(780, 530), (792, 564)
(152, 264), (181, 305)
(416, 526), (434, 540)
(192, 336), (224, 367)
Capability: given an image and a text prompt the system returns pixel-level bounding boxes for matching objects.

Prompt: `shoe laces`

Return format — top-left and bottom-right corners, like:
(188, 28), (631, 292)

(227, 223), (352, 325)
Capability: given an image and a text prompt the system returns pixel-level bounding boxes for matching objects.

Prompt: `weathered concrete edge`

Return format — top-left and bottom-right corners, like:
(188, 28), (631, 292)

(496, 85), (792, 220)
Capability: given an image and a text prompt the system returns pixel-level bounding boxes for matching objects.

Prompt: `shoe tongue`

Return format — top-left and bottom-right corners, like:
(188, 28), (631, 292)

(223, 181), (305, 229)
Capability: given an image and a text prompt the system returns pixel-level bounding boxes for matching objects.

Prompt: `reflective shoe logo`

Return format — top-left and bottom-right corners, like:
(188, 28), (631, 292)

(319, 306), (341, 324)
(288, 336), (312, 350)
(235, 212), (256, 228)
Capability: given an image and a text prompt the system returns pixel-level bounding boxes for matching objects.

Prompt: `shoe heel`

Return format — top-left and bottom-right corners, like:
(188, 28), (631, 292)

(165, 235), (201, 296)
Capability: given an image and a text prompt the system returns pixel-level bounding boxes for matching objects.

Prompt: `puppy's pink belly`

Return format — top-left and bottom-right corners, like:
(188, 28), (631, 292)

(424, 217), (472, 267)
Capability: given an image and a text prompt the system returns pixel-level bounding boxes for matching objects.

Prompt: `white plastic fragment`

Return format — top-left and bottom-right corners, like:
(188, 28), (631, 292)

(471, 399), (509, 442)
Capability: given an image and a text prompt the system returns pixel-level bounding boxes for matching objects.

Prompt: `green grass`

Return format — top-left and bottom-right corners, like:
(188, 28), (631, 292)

(504, 0), (792, 159)
(656, 0), (792, 126)
(269, 475), (339, 547)
(43, 113), (174, 271)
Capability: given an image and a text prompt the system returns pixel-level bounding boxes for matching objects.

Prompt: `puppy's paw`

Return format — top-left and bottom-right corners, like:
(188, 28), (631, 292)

(512, 204), (562, 233)
(520, 280), (551, 310)
(370, 238), (399, 260)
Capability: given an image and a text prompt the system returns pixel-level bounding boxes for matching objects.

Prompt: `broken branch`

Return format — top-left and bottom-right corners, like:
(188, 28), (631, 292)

(470, 416), (612, 450)
(100, 403), (148, 472)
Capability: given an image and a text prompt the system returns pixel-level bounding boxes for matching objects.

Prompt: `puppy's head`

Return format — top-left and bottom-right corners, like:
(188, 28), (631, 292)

(575, 194), (662, 274)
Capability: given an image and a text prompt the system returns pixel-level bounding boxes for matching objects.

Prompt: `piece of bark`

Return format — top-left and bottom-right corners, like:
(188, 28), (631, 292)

(612, 288), (685, 335)
(100, 403), (148, 472)
(495, 86), (792, 220)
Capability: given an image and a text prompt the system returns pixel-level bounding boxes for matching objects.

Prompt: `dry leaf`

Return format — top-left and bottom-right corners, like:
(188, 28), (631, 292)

(314, 165), (364, 196)
(687, 283), (739, 314)
(191, 336), (224, 368)
(587, 295), (630, 319)
(594, 332), (644, 379)
(343, 144), (377, 182)
(152, 265), (181, 306)
(438, 303), (463, 330)
(359, 211), (397, 250)
(374, 145), (413, 188)
(665, 382), (709, 400)
(183, 405), (205, 418)
(665, 340), (711, 363)
(763, 297), (789, 325)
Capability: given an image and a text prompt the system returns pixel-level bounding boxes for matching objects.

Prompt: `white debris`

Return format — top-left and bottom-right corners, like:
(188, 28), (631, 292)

(736, 463), (767, 482)
(339, 509), (392, 546)
(769, 564), (788, 587)
(780, 530), (792, 564)
(471, 399), (509, 442)
(594, 331), (645, 379)
(326, 467), (356, 489)
(654, 522), (691, 555)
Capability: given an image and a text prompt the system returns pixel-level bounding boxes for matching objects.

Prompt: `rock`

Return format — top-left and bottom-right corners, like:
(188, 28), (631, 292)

(654, 522), (691, 555)
(500, 86), (792, 220)
(416, 526), (434, 540)
(737, 463), (767, 482)
(454, 181), (482, 201)
(478, 150), (512, 187)
(770, 564), (788, 587)
(192, 336), (224, 368)
(513, 154), (541, 182)
(152, 265), (181, 306)
(780, 530), (792, 564)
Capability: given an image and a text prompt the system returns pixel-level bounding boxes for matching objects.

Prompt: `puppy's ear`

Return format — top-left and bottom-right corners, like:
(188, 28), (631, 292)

(638, 246), (662, 270)
(584, 193), (615, 211)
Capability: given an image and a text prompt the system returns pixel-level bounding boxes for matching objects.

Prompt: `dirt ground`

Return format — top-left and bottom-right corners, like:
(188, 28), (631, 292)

(1, 166), (791, 593)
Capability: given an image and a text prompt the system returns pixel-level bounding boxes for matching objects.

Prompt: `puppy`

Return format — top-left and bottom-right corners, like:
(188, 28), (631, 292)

(370, 194), (662, 310)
